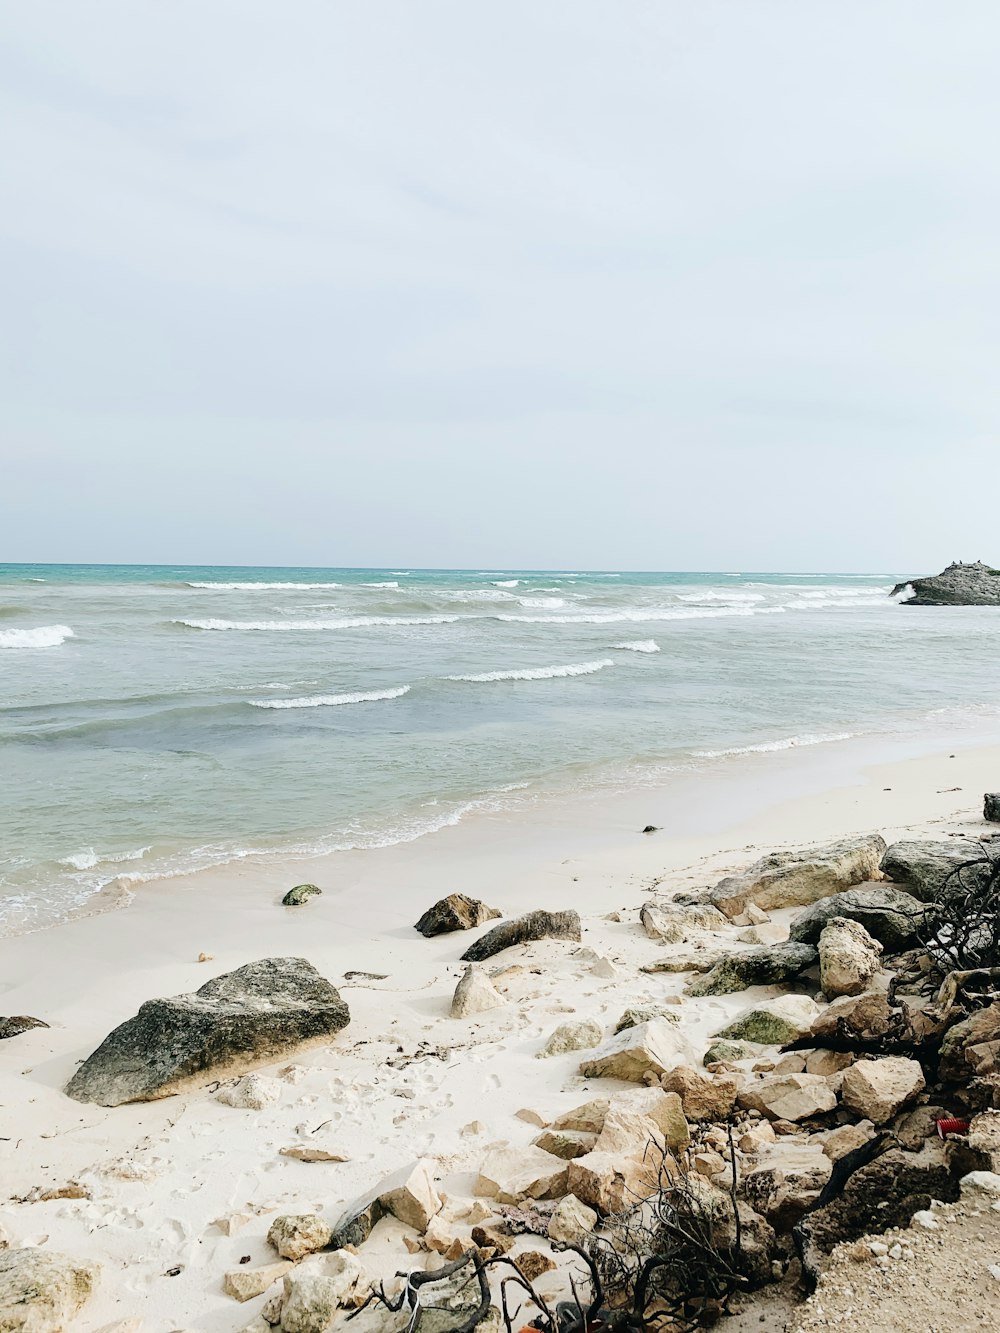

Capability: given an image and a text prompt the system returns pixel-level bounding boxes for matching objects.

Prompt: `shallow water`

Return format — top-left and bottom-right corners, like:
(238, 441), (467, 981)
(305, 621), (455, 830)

(2, 564), (998, 932)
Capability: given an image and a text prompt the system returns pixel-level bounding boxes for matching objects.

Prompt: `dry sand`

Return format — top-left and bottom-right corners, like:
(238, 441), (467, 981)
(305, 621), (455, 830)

(1, 731), (999, 1332)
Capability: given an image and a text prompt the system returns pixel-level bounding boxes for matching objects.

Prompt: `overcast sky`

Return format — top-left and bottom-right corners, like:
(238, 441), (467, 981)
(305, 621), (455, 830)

(2, 2), (998, 571)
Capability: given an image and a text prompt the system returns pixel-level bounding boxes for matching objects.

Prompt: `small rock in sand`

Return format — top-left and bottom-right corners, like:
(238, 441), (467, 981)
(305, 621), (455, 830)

(450, 966), (506, 1018)
(460, 910), (581, 962)
(475, 1145), (568, 1204)
(547, 1194), (598, 1244)
(818, 917), (883, 998)
(282, 884), (322, 907)
(840, 1056), (925, 1124)
(0, 1249), (99, 1333)
(0, 1016), (49, 1040)
(224, 1262), (292, 1302)
(414, 893), (501, 937)
(515, 1108), (550, 1127)
(578, 1020), (696, 1083)
(378, 1159), (442, 1231)
(267, 1215), (332, 1262)
(217, 1073), (284, 1110)
(279, 1146), (349, 1163)
(536, 1020), (602, 1058)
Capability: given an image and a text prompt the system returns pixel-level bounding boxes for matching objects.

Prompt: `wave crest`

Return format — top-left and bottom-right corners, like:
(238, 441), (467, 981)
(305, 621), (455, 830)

(249, 686), (411, 710)
(612, 640), (660, 653)
(446, 658), (614, 683)
(693, 731), (855, 758)
(187, 581), (342, 590)
(0, 624), (74, 649)
(176, 616), (460, 631)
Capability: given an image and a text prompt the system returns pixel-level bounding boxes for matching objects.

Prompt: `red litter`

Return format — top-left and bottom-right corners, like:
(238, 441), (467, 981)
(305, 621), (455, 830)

(937, 1117), (970, 1138)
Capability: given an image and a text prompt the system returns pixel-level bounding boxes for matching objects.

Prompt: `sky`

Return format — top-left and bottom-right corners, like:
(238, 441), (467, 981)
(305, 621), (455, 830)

(1, 1), (999, 572)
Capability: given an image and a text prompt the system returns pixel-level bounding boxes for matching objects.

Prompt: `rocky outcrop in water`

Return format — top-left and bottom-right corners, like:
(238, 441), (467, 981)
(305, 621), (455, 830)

(892, 560), (1000, 606)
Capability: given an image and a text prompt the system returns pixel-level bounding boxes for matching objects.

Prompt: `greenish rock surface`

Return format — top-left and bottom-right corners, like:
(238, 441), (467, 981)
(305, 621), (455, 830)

(282, 883), (322, 906)
(703, 1039), (760, 1066)
(685, 942), (817, 997)
(715, 994), (821, 1046)
(788, 884), (923, 950)
(614, 1006), (681, 1033)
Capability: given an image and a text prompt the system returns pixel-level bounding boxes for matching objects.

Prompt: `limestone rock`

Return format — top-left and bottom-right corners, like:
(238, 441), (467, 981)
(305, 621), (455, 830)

(821, 1120), (875, 1161)
(640, 901), (727, 942)
(565, 1150), (664, 1216)
(810, 990), (896, 1041)
(217, 1073), (283, 1110)
(0, 1250), (98, 1333)
(738, 1073), (838, 1122)
(686, 943), (817, 996)
(536, 1019), (602, 1058)
(551, 1099), (609, 1135)
(968, 1110), (1000, 1171)
(938, 999), (1000, 1082)
(744, 1155), (832, 1230)
(578, 1020), (696, 1083)
(450, 966), (506, 1018)
(709, 835), (887, 919)
(819, 917), (883, 998)
(66, 957), (350, 1106)
(547, 1194), (598, 1244)
(460, 910), (581, 962)
(715, 994), (821, 1046)
(0, 1017), (49, 1041)
(475, 1146), (568, 1204)
(278, 1254), (372, 1333)
(516, 1252), (556, 1284)
(891, 560), (1000, 607)
(611, 1088), (690, 1151)
(840, 1057), (925, 1125)
(282, 884), (322, 907)
(614, 1006), (680, 1033)
(534, 1130), (597, 1160)
(414, 894), (501, 937)
(703, 1039), (760, 1066)
(592, 1106), (666, 1159)
(378, 1160), (442, 1230)
(640, 950), (722, 975)
(880, 839), (995, 902)
(804, 1049), (853, 1077)
(660, 1065), (738, 1121)
(267, 1214), (332, 1262)
(788, 885), (924, 951)
(224, 1263), (292, 1302)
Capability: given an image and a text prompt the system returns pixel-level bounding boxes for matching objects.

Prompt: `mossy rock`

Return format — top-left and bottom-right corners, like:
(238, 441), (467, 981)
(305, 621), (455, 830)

(282, 883), (322, 907)
(703, 1039), (759, 1066)
(614, 1006), (681, 1033)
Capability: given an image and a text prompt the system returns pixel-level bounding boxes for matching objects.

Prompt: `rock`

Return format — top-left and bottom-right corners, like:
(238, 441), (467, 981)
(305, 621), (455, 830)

(789, 884), (924, 951)
(614, 1007), (680, 1033)
(986, 794), (1000, 823)
(715, 995), (821, 1046)
(639, 901), (727, 942)
(278, 1254), (372, 1333)
(703, 1039), (760, 1066)
(686, 943), (817, 996)
(660, 1066), (738, 1121)
(460, 910), (581, 962)
(267, 1215), (332, 1262)
(613, 1088), (690, 1151)
(744, 1155), (832, 1230)
(474, 1146), (568, 1204)
(592, 1106), (666, 1159)
(0, 1250), (98, 1333)
(738, 1120), (776, 1153)
(217, 1073), (283, 1110)
(547, 1194), (598, 1244)
(968, 1110), (1000, 1171)
(938, 999), (1000, 1082)
(818, 917), (883, 998)
(709, 835), (887, 919)
(378, 1160), (442, 1230)
(536, 1019), (602, 1058)
(640, 951), (723, 975)
(282, 884), (322, 907)
(821, 1121), (876, 1161)
(958, 1170), (1000, 1200)
(804, 1049), (853, 1077)
(809, 990), (896, 1041)
(551, 1100), (609, 1135)
(840, 1057), (926, 1124)
(891, 560), (1000, 607)
(66, 958), (349, 1106)
(279, 1146), (349, 1163)
(738, 1073), (838, 1122)
(213, 1213), (251, 1236)
(327, 1197), (385, 1252)
(534, 1130), (597, 1160)
(515, 1108), (549, 1128)
(224, 1263), (292, 1302)
(450, 966), (506, 1018)
(0, 1017), (49, 1040)
(515, 1252), (556, 1283)
(880, 839), (996, 902)
(565, 1150), (664, 1216)
(414, 894), (501, 937)
(578, 1020), (696, 1083)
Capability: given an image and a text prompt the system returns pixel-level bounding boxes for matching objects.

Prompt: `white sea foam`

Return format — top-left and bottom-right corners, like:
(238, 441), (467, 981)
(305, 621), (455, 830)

(60, 846), (151, 871)
(495, 606), (785, 625)
(517, 596), (567, 609)
(364, 581), (399, 588)
(492, 579), (520, 587)
(445, 658), (614, 683)
(693, 732), (855, 758)
(678, 591), (765, 603)
(249, 686), (411, 710)
(187, 581), (343, 590)
(438, 588), (517, 602)
(612, 640), (660, 653)
(893, 583), (916, 603)
(177, 615), (460, 631)
(0, 624), (74, 649)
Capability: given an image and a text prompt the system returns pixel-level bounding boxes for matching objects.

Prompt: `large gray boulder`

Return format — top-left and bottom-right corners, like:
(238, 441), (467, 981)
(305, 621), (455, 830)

(685, 942), (817, 997)
(986, 794), (1000, 823)
(788, 884), (924, 951)
(891, 560), (1000, 606)
(414, 893), (501, 937)
(460, 909), (580, 962)
(0, 1249), (98, 1333)
(709, 835), (886, 919)
(879, 839), (995, 901)
(65, 957), (350, 1106)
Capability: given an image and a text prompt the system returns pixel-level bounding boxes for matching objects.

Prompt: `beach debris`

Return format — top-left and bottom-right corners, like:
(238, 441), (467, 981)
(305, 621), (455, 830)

(224, 1261), (293, 1302)
(15, 1182), (90, 1204)
(342, 970), (388, 982)
(640, 824), (659, 834)
(267, 1215), (332, 1262)
(217, 1073), (284, 1110)
(840, 1057), (925, 1124)
(0, 1016), (49, 1040)
(818, 918), (883, 998)
(279, 1146), (349, 1163)
(709, 834), (887, 919)
(535, 1019), (602, 1058)
(546, 1193), (598, 1244)
(788, 883), (924, 950)
(65, 957), (350, 1105)
(578, 1018), (697, 1083)
(197, 952), (214, 962)
(414, 893), (501, 937)
(660, 1065), (739, 1121)
(686, 942), (817, 996)
(639, 900), (727, 942)
(0, 1249), (99, 1333)
(986, 793), (1000, 822)
(474, 1145), (568, 1204)
(715, 994), (822, 1045)
(459, 909), (581, 962)
(738, 1073), (838, 1123)
(281, 883), (322, 907)
(450, 966), (506, 1018)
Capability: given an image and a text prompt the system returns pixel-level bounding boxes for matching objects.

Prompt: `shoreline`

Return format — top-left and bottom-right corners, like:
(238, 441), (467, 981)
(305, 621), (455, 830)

(1, 732), (999, 1331)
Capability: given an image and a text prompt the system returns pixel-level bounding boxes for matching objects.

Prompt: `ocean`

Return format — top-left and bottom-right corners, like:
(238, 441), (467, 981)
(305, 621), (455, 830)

(2, 564), (999, 935)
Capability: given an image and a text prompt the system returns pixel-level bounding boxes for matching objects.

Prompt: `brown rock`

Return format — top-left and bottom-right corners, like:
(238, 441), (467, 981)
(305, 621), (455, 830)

(660, 1065), (738, 1121)
(415, 894), (501, 937)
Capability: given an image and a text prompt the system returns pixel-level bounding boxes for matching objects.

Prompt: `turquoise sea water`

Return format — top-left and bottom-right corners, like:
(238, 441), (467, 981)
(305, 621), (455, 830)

(2, 564), (999, 934)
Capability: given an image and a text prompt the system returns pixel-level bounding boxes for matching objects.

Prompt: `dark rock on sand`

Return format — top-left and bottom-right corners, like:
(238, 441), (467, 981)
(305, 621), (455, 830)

(788, 884), (924, 951)
(709, 835), (886, 919)
(685, 942), (817, 996)
(414, 892), (501, 937)
(985, 794), (1000, 823)
(460, 910), (581, 962)
(891, 560), (1000, 606)
(0, 1016), (50, 1040)
(65, 957), (350, 1106)
(282, 883), (322, 906)
(880, 839), (996, 901)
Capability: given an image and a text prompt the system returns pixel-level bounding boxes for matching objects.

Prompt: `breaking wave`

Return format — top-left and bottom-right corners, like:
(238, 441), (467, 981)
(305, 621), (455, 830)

(0, 624), (75, 649)
(612, 640), (660, 653)
(176, 616), (460, 631)
(446, 659), (614, 683)
(187, 581), (343, 590)
(693, 732), (855, 758)
(249, 686), (411, 710)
